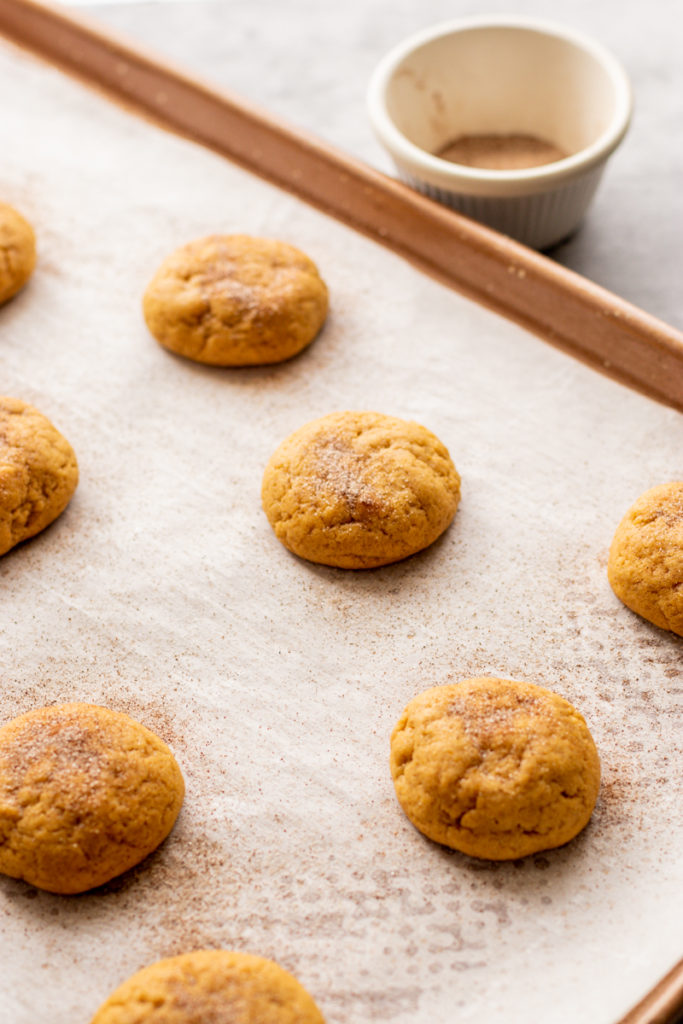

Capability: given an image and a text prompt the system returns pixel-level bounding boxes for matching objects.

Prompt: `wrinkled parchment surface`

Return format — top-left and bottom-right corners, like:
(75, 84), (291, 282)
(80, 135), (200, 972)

(0, 37), (681, 1024)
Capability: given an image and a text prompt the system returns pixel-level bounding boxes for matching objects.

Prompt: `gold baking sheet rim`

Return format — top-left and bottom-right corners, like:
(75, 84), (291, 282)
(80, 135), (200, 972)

(0, 1), (681, 1020)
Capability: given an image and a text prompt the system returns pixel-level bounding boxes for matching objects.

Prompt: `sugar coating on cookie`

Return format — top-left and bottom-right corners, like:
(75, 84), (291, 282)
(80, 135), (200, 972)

(607, 481), (683, 637)
(390, 677), (600, 860)
(261, 411), (461, 568)
(0, 203), (36, 305)
(0, 396), (79, 556)
(0, 703), (185, 893)
(142, 234), (328, 365)
(90, 949), (326, 1024)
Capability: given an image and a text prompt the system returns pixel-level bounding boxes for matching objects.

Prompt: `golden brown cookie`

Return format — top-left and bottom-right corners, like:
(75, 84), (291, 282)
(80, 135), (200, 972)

(90, 950), (326, 1024)
(0, 396), (78, 556)
(607, 482), (683, 637)
(142, 234), (328, 365)
(261, 411), (460, 569)
(390, 677), (600, 860)
(0, 703), (185, 893)
(0, 203), (36, 305)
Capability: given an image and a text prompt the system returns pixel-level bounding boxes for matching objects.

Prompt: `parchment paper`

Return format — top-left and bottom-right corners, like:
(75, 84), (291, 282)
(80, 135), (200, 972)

(0, 36), (681, 1024)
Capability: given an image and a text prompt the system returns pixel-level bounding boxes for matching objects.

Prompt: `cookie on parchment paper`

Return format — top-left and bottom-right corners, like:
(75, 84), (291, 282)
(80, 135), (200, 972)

(262, 410), (461, 569)
(90, 950), (326, 1024)
(0, 703), (184, 893)
(390, 677), (601, 860)
(143, 234), (328, 366)
(0, 202), (36, 305)
(607, 481), (683, 637)
(0, 396), (78, 557)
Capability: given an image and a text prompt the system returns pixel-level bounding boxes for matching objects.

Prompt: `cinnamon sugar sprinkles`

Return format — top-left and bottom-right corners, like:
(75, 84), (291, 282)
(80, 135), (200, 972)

(261, 410), (461, 569)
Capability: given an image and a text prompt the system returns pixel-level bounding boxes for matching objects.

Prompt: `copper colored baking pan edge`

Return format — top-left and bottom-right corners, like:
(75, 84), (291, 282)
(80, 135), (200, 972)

(2, 0), (683, 413)
(616, 959), (683, 1024)
(0, 2), (682, 1020)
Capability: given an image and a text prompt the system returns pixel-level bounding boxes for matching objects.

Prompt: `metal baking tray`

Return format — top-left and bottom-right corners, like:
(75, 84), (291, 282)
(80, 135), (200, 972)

(0, 2), (680, 1021)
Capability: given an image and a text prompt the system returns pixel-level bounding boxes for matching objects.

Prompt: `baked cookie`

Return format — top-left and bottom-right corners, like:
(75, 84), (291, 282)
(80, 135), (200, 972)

(0, 396), (78, 556)
(143, 234), (328, 365)
(90, 950), (325, 1024)
(261, 411), (460, 568)
(0, 703), (185, 893)
(390, 677), (600, 860)
(0, 203), (36, 305)
(607, 482), (683, 637)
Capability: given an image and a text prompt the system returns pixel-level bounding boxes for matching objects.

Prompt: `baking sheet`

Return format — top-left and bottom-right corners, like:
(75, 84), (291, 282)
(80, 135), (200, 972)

(0, 34), (681, 1024)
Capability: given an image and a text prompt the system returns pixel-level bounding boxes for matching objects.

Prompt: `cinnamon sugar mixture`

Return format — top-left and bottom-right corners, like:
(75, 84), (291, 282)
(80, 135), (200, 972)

(438, 133), (568, 170)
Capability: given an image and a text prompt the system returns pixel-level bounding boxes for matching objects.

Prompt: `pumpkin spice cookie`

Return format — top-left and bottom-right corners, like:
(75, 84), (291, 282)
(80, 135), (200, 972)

(390, 677), (600, 860)
(0, 396), (78, 556)
(0, 703), (184, 893)
(90, 949), (326, 1024)
(0, 202), (36, 305)
(262, 411), (460, 569)
(143, 234), (328, 365)
(607, 481), (683, 637)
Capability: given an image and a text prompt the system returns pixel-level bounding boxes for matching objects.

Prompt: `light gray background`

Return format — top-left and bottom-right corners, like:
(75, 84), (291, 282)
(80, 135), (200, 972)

(74, 0), (683, 330)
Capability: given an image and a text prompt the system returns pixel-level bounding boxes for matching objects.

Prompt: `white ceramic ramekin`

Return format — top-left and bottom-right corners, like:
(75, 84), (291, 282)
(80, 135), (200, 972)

(367, 16), (633, 249)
